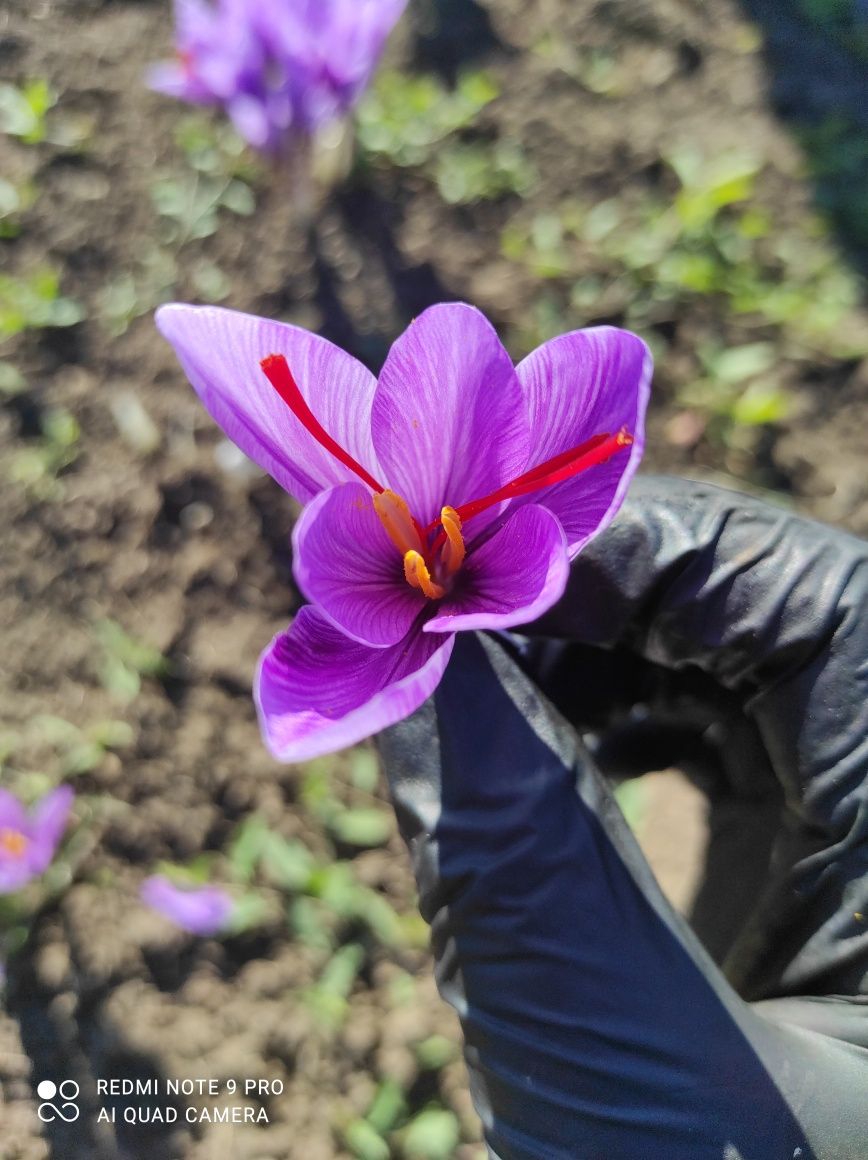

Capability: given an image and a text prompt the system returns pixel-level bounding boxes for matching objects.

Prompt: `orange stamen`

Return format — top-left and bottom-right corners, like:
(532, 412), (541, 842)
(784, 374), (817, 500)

(373, 490), (426, 556)
(438, 507), (465, 576)
(0, 829), (28, 859)
(403, 551), (446, 600)
(260, 354), (385, 494)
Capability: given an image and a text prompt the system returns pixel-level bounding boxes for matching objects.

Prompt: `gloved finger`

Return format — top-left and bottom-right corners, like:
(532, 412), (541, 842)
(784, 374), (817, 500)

(528, 475), (868, 1000)
(378, 631), (868, 1160)
(510, 635), (784, 964)
(511, 637), (776, 796)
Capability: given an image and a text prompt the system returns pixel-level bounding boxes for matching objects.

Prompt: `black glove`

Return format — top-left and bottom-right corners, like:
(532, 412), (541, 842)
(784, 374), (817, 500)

(378, 476), (868, 1160)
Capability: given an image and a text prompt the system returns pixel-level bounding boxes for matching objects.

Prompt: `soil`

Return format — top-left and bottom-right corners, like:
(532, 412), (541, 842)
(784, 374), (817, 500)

(1, 0), (867, 1157)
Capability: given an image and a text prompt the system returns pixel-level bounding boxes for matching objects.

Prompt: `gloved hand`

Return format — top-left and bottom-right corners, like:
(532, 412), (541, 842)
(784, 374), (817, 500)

(377, 476), (868, 1160)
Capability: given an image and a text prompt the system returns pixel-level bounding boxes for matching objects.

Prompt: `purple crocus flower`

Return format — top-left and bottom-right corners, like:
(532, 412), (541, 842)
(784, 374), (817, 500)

(149, 0), (407, 154)
(0, 786), (74, 893)
(156, 302), (651, 761)
(141, 875), (234, 936)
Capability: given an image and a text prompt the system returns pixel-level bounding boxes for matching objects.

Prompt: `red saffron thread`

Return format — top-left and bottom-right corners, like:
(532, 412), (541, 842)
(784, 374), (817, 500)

(260, 354), (385, 494)
(427, 431), (633, 552)
(261, 353), (633, 553)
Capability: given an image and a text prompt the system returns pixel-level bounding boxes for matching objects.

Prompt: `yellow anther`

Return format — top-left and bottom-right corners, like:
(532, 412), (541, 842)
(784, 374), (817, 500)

(0, 829), (28, 859)
(439, 506), (465, 576)
(403, 550), (446, 600)
(373, 490), (425, 556)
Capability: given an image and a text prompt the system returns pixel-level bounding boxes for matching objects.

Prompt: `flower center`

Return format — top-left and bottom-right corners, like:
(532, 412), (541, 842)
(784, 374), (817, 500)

(0, 828), (28, 859)
(372, 490), (465, 599)
(261, 353), (633, 600)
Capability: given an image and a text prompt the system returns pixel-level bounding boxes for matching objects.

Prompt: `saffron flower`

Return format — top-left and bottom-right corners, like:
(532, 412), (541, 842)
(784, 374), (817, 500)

(156, 302), (651, 761)
(0, 786), (74, 894)
(140, 876), (234, 936)
(149, 0), (408, 154)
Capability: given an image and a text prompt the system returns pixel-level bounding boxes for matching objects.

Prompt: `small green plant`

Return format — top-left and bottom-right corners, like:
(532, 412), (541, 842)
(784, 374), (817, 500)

(677, 342), (790, 441)
(152, 117), (256, 249)
(97, 248), (178, 338)
(301, 758), (394, 849)
(152, 172), (256, 246)
(402, 1107), (462, 1160)
(357, 69), (499, 168)
(28, 714), (134, 776)
(359, 70), (531, 205)
(94, 620), (171, 701)
(227, 814), (410, 951)
(301, 941), (365, 1028)
(343, 1080), (407, 1160)
(174, 113), (258, 184)
(0, 178), (35, 238)
(0, 362), (27, 396)
(6, 407), (80, 497)
(0, 269), (83, 342)
(435, 140), (536, 204)
(0, 79), (55, 143)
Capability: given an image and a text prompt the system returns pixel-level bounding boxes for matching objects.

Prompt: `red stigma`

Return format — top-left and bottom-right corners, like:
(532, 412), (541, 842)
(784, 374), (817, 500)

(429, 429), (634, 541)
(260, 354), (385, 494)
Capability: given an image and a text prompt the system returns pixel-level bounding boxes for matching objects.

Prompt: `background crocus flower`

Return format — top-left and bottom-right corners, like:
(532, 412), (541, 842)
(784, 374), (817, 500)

(0, 786), (74, 894)
(140, 875), (234, 936)
(149, 0), (407, 154)
(156, 302), (651, 761)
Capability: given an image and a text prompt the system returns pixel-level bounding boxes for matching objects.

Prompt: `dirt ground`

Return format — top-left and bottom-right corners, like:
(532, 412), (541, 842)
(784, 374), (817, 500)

(2, 0), (868, 1157)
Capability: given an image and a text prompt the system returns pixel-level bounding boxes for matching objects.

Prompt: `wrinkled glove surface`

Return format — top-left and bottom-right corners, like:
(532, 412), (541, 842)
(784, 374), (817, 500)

(379, 477), (868, 1160)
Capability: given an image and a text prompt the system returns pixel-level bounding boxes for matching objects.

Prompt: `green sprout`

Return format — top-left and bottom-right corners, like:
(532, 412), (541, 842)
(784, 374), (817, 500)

(94, 620), (171, 701)
(0, 269), (83, 342)
(6, 407), (80, 498)
(0, 79), (55, 144)
(357, 69), (500, 168)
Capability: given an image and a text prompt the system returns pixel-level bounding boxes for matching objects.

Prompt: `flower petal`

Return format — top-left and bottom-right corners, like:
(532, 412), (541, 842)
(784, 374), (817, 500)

(515, 327), (652, 553)
(370, 303), (529, 530)
(256, 607), (454, 761)
(426, 504), (569, 633)
(24, 785), (73, 876)
(141, 876), (233, 936)
(0, 790), (27, 834)
(30, 785), (74, 846)
(156, 304), (380, 504)
(293, 482), (426, 647)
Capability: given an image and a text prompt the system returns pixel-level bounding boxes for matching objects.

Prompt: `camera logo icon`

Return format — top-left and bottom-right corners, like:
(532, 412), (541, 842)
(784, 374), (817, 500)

(37, 1079), (80, 1123)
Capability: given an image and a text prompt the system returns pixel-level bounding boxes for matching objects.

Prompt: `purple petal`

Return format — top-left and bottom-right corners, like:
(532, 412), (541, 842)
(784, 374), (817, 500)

(156, 305), (380, 504)
(371, 304), (530, 531)
(0, 790), (27, 834)
(146, 62), (201, 102)
(0, 788), (72, 893)
(258, 0), (407, 125)
(0, 861), (33, 894)
(515, 327), (652, 553)
(256, 607), (454, 761)
(141, 876), (233, 937)
(293, 482), (426, 647)
(26, 785), (74, 874)
(226, 93), (275, 150)
(31, 785), (74, 848)
(426, 504), (569, 633)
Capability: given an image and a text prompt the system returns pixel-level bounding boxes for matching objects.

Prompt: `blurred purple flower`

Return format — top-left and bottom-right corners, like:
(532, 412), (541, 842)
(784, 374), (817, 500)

(141, 875), (234, 936)
(0, 786), (74, 894)
(156, 302), (651, 761)
(149, 0), (407, 153)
